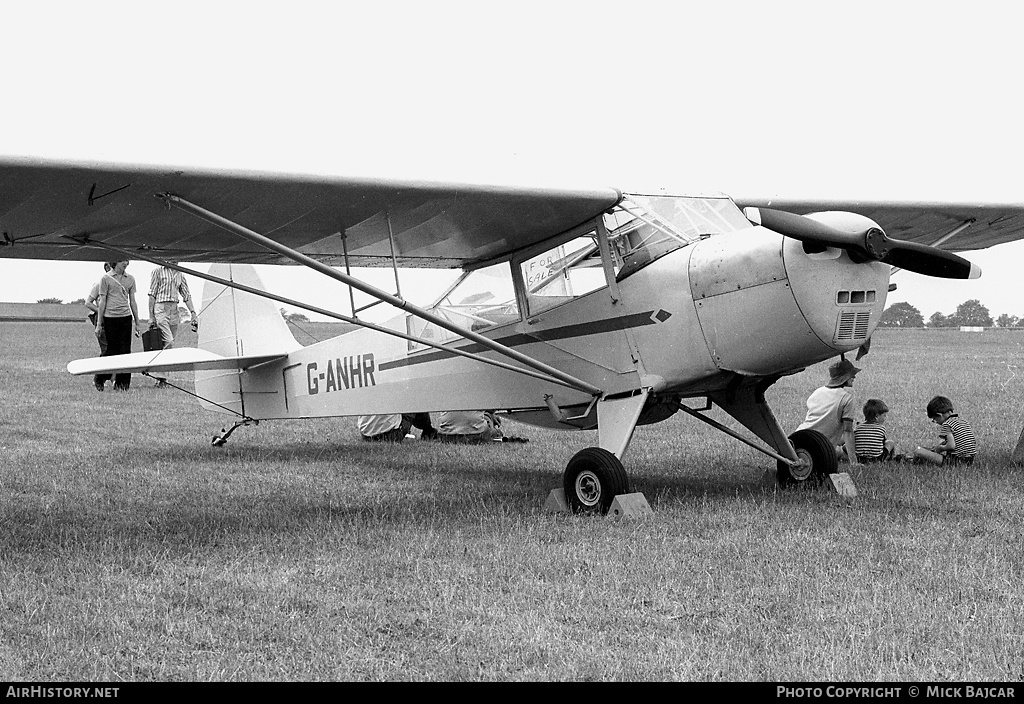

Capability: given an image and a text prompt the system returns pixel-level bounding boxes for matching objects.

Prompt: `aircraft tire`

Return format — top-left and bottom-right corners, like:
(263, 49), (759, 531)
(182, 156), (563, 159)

(563, 447), (630, 515)
(777, 429), (837, 488)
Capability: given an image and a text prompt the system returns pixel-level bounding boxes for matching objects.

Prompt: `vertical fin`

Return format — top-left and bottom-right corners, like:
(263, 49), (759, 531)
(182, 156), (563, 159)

(195, 264), (301, 415)
(199, 264), (301, 356)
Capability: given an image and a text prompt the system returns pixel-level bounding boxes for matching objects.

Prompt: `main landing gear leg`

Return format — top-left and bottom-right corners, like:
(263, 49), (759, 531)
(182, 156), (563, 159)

(706, 377), (836, 487)
(562, 390), (649, 514)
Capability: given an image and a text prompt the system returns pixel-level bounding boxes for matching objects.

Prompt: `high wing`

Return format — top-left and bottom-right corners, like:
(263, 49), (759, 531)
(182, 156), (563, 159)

(733, 196), (1024, 251)
(0, 157), (621, 267)
(5, 155), (1024, 268)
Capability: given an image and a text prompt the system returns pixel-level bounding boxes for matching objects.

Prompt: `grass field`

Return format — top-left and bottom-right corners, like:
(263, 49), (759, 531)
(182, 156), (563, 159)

(2, 322), (1024, 681)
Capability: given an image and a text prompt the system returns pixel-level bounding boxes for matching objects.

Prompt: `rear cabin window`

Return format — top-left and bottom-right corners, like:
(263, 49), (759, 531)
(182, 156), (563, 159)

(407, 261), (519, 351)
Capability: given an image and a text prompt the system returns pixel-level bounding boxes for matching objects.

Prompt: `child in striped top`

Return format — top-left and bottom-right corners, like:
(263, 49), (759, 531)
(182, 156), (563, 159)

(854, 399), (897, 462)
(913, 395), (978, 466)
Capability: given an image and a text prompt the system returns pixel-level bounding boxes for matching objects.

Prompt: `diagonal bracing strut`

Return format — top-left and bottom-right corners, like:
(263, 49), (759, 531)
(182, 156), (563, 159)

(153, 192), (605, 397)
(71, 236), (596, 392)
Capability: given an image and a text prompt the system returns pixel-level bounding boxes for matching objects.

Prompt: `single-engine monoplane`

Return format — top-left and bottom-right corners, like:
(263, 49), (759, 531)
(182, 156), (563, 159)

(3, 157), (1023, 512)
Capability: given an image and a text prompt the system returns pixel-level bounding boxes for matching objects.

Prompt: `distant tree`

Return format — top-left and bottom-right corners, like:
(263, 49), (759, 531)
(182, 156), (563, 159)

(36, 297), (62, 304)
(928, 311), (953, 328)
(279, 307), (310, 323)
(951, 299), (993, 327)
(996, 313), (1020, 328)
(878, 302), (924, 328)
(67, 297), (86, 305)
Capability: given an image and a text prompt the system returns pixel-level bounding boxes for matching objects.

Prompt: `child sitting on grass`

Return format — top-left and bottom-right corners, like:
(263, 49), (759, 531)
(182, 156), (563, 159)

(913, 395), (978, 466)
(854, 398), (898, 462)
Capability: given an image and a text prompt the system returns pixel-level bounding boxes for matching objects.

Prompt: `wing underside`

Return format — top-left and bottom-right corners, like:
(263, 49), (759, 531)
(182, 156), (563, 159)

(733, 196), (1024, 252)
(0, 157), (621, 268)
(5, 156), (1024, 268)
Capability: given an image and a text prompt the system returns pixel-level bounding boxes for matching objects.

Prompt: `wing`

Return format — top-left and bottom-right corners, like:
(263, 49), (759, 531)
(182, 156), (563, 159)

(67, 347), (288, 376)
(733, 196), (1024, 252)
(0, 157), (621, 268)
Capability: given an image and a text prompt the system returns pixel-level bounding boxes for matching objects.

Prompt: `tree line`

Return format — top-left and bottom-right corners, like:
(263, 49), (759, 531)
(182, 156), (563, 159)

(36, 297), (85, 305)
(879, 299), (1022, 328)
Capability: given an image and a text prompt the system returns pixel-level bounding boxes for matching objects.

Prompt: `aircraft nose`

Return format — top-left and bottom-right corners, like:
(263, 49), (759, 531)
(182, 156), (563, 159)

(783, 237), (891, 354)
(687, 229), (893, 376)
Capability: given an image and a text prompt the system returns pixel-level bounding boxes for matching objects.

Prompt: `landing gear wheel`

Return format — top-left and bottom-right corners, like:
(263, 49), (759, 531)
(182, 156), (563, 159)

(563, 447), (630, 515)
(777, 429), (837, 488)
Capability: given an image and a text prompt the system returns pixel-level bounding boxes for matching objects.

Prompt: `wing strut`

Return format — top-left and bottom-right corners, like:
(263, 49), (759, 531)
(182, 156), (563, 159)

(71, 237), (595, 392)
(153, 193), (604, 397)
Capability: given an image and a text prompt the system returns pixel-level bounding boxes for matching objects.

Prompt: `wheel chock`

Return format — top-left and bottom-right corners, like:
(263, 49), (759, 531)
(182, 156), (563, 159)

(543, 488), (570, 513)
(828, 472), (857, 498)
(1012, 427), (1024, 465)
(608, 492), (653, 518)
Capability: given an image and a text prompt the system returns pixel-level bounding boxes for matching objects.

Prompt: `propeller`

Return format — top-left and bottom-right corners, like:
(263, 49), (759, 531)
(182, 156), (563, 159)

(743, 206), (981, 280)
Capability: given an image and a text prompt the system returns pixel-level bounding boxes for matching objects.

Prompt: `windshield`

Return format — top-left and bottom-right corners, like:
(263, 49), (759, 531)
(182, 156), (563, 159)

(606, 195), (749, 280)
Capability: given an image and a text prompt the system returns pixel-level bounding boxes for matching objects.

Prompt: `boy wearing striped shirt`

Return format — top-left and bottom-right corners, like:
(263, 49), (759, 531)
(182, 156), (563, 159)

(913, 395), (978, 466)
(854, 399), (897, 462)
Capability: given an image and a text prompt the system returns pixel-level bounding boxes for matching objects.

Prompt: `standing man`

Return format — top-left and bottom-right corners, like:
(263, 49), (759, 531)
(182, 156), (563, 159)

(148, 264), (198, 349)
(85, 263), (113, 355)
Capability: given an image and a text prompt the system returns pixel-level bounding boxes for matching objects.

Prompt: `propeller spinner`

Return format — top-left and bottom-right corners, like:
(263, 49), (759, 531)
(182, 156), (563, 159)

(743, 207), (981, 280)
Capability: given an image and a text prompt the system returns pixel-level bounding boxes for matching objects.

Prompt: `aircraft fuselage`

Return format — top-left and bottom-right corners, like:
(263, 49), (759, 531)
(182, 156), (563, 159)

(193, 225), (888, 430)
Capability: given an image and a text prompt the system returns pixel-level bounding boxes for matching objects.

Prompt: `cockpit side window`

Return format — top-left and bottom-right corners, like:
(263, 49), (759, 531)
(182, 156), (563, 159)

(521, 230), (606, 316)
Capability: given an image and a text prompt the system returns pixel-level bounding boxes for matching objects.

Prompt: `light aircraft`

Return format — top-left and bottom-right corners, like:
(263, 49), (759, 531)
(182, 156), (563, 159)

(3, 157), (1024, 513)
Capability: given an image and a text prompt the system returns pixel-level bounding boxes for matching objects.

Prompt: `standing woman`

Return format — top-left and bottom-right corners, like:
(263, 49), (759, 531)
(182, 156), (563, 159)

(93, 260), (140, 391)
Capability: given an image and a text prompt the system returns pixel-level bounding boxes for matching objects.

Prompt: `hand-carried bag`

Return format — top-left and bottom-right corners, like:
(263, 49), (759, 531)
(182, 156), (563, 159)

(142, 327), (164, 351)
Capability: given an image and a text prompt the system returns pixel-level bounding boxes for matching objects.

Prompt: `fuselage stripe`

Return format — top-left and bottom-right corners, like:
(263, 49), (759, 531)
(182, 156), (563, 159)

(377, 309), (669, 372)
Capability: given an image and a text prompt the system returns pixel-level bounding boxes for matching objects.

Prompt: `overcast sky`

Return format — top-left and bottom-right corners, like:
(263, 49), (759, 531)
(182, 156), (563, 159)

(1, 1), (1021, 320)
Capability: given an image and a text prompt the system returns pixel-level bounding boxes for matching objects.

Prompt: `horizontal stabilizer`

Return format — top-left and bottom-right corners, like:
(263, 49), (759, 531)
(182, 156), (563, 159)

(67, 347), (288, 376)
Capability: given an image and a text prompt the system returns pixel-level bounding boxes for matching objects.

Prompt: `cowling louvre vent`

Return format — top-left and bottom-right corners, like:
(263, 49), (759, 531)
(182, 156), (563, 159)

(836, 311), (871, 341)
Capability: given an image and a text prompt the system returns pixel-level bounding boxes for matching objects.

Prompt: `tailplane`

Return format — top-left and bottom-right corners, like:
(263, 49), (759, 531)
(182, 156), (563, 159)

(66, 264), (299, 419)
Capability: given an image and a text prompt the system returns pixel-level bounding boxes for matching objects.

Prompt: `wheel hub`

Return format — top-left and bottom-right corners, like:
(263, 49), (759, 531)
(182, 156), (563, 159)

(575, 469), (601, 506)
(790, 448), (814, 481)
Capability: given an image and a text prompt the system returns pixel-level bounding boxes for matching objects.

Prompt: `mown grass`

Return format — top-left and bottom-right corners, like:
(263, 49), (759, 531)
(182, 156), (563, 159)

(1, 323), (1023, 681)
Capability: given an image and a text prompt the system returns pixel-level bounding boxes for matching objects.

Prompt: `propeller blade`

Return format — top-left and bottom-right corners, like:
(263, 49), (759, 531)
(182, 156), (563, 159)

(883, 240), (981, 279)
(743, 207), (866, 249)
(745, 206), (981, 280)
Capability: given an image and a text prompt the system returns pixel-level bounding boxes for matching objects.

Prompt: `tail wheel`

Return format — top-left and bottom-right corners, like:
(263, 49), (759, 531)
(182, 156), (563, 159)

(777, 429), (837, 488)
(563, 447), (630, 515)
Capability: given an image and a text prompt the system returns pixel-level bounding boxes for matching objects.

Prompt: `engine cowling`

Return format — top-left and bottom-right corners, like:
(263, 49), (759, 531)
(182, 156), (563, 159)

(688, 223), (888, 376)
